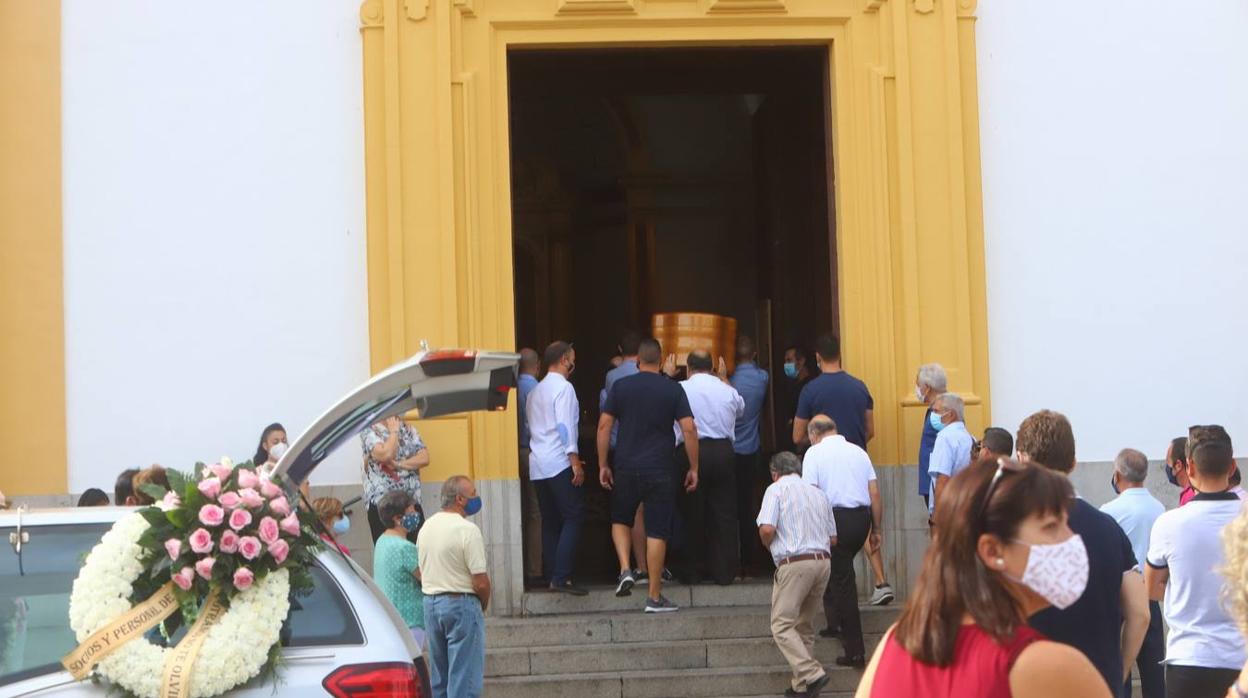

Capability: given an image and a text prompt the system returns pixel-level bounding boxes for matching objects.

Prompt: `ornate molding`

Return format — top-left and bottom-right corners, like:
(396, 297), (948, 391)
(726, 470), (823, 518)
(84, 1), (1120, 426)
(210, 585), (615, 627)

(706, 0), (786, 12)
(864, 0), (886, 12)
(405, 0), (428, 21)
(359, 0), (384, 28)
(556, 0), (637, 15)
(957, 0), (977, 17)
(914, 0), (933, 14)
(454, 0), (476, 17)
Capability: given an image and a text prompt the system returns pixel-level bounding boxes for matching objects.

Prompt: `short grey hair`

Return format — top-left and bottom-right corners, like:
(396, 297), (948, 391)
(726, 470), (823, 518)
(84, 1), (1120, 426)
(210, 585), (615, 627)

(440, 475), (471, 509)
(935, 392), (965, 421)
(769, 452), (802, 477)
(917, 363), (948, 393)
(806, 414), (837, 441)
(1114, 448), (1149, 484)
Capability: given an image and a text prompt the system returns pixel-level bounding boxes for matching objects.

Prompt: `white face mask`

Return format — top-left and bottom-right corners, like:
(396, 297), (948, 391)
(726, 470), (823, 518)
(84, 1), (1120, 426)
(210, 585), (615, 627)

(915, 384), (925, 402)
(1007, 534), (1089, 610)
(268, 441), (289, 462)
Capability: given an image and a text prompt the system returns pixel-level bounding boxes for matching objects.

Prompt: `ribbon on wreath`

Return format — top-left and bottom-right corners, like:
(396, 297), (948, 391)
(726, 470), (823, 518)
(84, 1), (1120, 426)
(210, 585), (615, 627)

(61, 583), (230, 698)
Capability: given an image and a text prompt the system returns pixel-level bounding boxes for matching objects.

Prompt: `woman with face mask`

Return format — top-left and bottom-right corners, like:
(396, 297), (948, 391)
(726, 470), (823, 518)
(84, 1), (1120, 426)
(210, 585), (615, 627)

(253, 422), (311, 499)
(312, 496), (352, 555)
(854, 458), (1111, 698)
(374, 490), (427, 649)
(361, 415), (430, 543)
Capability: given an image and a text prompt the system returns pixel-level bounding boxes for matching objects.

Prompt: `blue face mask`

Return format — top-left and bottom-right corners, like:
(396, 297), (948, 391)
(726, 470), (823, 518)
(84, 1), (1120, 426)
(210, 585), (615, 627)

(783, 362), (798, 379)
(332, 516), (350, 535)
(929, 411), (947, 432)
(400, 511), (422, 531)
(1110, 473), (1121, 495)
(1165, 462), (1181, 487)
(463, 496), (483, 516)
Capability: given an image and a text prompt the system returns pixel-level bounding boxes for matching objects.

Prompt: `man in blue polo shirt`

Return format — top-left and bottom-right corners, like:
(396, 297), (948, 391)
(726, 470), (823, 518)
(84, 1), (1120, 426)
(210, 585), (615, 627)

(730, 335), (769, 576)
(791, 334), (873, 451)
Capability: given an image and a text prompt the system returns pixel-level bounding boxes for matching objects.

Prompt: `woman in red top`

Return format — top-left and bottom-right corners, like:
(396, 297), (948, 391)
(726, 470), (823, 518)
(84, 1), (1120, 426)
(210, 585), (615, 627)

(855, 458), (1110, 698)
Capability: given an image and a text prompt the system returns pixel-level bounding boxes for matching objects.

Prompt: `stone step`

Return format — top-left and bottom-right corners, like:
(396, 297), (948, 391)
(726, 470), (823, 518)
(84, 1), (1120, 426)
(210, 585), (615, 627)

(519, 581), (775, 615)
(487, 633), (888, 678)
(487, 604), (900, 649)
(483, 664), (864, 698)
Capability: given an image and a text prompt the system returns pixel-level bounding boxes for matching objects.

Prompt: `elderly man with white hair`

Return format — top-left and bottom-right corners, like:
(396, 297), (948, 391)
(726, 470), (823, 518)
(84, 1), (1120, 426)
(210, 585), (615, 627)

(1101, 448), (1166, 698)
(914, 363), (947, 509)
(925, 392), (974, 523)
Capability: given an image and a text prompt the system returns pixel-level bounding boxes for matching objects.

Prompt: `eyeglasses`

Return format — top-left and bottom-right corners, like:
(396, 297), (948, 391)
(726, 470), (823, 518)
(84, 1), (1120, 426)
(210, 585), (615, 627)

(978, 457), (1027, 523)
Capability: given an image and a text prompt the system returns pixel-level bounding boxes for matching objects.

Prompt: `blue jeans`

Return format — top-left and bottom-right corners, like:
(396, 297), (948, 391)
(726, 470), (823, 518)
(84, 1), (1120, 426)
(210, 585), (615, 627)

(423, 594), (485, 698)
(534, 466), (585, 584)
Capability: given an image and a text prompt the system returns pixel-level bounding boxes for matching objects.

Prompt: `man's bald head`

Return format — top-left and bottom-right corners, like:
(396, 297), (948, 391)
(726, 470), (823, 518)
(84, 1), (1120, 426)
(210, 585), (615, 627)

(807, 414), (838, 444)
(519, 348), (539, 376)
(687, 349), (713, 373)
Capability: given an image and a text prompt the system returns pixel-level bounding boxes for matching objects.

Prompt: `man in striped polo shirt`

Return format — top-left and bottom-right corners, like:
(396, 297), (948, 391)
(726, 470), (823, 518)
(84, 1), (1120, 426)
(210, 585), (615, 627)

(757, 451), (838, 698)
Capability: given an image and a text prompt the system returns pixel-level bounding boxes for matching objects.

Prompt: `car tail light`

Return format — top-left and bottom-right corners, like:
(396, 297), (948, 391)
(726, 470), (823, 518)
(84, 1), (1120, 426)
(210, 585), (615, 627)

(323, 661), (425, 698)
(419, 350), (477, 377)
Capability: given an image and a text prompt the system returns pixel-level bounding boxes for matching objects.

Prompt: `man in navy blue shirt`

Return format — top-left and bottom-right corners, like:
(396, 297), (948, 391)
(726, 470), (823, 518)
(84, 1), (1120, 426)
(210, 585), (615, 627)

(792, 335), (874, 451)
(1019, 409), (1150, 696)
(598, 337), (699, 613)
(729, 335), (769, 576)
(913, 363), (947, 509)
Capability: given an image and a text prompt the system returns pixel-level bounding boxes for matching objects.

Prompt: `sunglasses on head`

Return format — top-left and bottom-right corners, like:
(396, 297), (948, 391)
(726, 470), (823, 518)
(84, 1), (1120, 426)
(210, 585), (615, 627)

(978, 457), (1028, 523)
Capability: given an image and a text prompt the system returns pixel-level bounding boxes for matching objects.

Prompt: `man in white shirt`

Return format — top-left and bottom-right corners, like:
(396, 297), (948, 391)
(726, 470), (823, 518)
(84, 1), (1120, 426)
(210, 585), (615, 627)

(525, 341), (587, 595)
(757, 451), (836, 698)
(1146, 424), (1247, 698)
(673, 349), (745, 585)
(1101, 448), (1167, 698)
(927, 392), (975, 521)
(801, 414), (880, 667)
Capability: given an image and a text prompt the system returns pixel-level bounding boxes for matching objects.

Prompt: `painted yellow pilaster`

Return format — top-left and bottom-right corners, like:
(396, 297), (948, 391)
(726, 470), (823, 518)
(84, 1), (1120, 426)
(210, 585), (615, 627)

(360, 0), (992, 472)
(0, 0), (67, 495)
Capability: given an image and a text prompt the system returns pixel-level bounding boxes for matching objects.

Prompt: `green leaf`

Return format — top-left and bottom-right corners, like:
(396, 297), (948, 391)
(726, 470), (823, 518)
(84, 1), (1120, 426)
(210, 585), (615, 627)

(165, 508), (188, 529)
(167, 469), (188, 497)
(139, 483), (168, 502)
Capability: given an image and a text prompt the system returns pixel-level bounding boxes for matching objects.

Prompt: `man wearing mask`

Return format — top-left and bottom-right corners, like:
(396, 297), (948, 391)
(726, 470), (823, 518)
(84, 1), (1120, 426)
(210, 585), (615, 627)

(1165, 436), (1196, 506)
(926, 393), (975, 522)
(418, 476), (490, 698)
(730, 335), (770, 576)
(526, 341), (587, 595)
(779, 345), (814, 452)
(1146, 425), (1247, 698)
(1019, 409), (1150, 696)
(913, 363), (947, 510)
(1101, 448), (1166, 698)
(516, 348), (542, 583)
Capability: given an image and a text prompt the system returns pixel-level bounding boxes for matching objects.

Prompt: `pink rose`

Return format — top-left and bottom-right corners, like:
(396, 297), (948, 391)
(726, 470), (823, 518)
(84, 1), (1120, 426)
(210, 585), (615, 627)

(237, 469), (260, 489)
(269, 496), (291, 517)
(158, 490), (181, 512)
(233, 566), (255, 590)
(164, 538), (182, 560)
(172, 566), (195, 591)
(219, 529), (240, 554)
(218, 491), (242, 510)
(228, 508), (252, 531)
(238, 488), (264, 509)
(260, 478), (283, 499)
(279, 513), (300, 537)
(198, 504), (225, 527)
(267, 539), (290, 565)
(194, 556), (215, 580)
(258, 516), (280, 545)
(197, 477), (222, 500)
(208, 463), (233, 480)
(238, 536), (262, 560)
(189, 527), (214, 554)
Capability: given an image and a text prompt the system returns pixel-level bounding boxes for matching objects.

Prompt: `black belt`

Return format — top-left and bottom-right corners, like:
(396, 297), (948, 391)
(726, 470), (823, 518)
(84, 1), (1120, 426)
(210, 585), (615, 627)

(699, 437), (732, 443)
(832, 505), (871, 512)
(777, 552), (830, 567)
(426, 592), (477, 599)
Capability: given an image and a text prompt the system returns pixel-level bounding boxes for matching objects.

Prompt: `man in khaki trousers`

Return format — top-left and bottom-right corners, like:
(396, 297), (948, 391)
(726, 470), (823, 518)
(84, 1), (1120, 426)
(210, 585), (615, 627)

(757, 452), (837, 698)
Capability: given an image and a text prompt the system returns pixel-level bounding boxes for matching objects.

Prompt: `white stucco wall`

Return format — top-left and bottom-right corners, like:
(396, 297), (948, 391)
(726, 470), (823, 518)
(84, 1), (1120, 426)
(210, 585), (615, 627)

(977, 1), (1248, 461)
(62, 1), (370, 491)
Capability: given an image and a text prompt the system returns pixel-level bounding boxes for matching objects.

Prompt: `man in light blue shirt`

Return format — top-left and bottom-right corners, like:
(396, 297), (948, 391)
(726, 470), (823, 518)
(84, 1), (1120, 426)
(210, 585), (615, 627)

(729, 335), (770, 576)
(926, 392), (974, 518)
(515, 348), (541, 582)
(1101, 447), (1166, 698)
(599, 331), (642, 450)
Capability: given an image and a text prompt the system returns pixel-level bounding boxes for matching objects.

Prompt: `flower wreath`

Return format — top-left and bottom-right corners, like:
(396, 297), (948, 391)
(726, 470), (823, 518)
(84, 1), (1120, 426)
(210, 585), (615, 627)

(64, 458), (321, 698)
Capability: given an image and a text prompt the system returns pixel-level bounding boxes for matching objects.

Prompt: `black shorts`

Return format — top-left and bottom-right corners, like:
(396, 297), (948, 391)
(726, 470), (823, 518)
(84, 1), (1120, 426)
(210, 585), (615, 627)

(610, 469), (677, 541)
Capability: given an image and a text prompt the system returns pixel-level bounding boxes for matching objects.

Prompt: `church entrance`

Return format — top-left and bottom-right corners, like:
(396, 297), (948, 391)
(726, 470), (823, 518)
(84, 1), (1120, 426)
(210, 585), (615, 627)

(508, 47), (838, 585)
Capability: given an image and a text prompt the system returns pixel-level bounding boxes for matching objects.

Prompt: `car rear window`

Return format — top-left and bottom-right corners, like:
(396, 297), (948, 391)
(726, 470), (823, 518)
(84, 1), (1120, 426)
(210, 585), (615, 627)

(1, 522), (362, 688)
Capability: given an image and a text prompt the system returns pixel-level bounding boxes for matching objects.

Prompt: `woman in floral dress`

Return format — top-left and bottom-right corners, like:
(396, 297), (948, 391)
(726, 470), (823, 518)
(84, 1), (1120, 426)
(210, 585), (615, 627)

(361, 415), (430, 542)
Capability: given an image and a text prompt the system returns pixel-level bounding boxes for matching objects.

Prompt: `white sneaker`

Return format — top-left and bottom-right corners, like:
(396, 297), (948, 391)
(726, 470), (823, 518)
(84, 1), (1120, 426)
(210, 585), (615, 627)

(868, 584), (895, 606)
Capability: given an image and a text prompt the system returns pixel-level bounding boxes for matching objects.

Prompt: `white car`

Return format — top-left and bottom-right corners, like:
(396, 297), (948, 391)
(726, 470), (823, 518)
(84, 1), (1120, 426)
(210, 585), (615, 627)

(0, 349), (519, 698)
